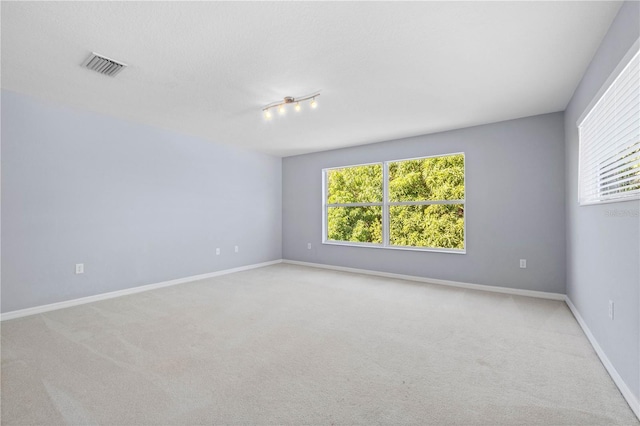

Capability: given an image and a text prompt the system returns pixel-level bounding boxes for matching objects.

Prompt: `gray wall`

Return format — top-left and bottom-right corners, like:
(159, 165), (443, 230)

(1, 90), (282, 313)
(283, 112), (566, 294)
(564, 1), (640, 402)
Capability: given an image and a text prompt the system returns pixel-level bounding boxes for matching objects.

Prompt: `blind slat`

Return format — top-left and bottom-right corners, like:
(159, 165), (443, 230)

(582, 159), (640, 190)
(580, 90), (639, 150)
(581, 139), (640, 175)
(580, 118), (639, 169)
(579, 62), (639, 142)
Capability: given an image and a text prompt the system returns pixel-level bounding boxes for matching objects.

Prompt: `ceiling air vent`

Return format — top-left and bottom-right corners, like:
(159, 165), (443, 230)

(82, 52), (127, 77)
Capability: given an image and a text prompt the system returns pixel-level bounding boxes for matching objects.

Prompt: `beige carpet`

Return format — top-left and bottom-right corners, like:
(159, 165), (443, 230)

(1, 263), (638, 425)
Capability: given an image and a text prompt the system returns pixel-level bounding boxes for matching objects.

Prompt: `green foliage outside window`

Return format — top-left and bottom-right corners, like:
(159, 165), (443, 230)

(326, 164), (382, 204)
(327, 206), (382, 243)
(325, 154), (465, 250)
(388, 155), (464, 202)
(389, 204), (464, 249)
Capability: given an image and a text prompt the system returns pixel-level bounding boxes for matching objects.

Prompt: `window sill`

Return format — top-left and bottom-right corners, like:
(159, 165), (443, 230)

(322, 240), (466, 255)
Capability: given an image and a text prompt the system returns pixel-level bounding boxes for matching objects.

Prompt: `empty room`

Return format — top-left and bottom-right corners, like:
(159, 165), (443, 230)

(1, 1), (639, 425)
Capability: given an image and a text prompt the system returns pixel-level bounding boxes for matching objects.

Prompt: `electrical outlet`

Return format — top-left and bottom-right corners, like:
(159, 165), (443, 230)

(519, 259), (527, 268)
(75, 263), (84, 274)
(216, 248), (220, 255)
(234, 245), (239, 253)
(609, 300), (614, 320)
(307, 243), (312, 250)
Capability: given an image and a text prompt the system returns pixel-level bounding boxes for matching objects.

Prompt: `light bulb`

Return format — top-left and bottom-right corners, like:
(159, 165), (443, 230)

(295, 102), (301, 112)
(310, 98), (318, 109)
(278, 104), (286, 115)
(264, 109), (272, 120)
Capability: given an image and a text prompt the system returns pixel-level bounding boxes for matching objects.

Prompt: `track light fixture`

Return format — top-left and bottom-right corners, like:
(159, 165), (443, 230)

(263, 92), (320, 120)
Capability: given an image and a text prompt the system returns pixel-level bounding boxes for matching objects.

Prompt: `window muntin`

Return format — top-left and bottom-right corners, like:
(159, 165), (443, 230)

(323, 153), (465, 252)
(578, 49), (640, 205)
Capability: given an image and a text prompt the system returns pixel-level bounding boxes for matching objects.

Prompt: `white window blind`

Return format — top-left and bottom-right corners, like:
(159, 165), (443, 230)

(578, 49), (640, 205)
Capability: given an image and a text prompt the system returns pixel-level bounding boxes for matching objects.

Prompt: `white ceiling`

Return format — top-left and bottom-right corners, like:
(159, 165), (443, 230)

(1, 1), (622, 157)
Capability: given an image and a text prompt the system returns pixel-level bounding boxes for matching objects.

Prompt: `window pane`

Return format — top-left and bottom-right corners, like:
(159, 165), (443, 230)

(327, 206), (382, 243)
(388, 154), (464, 202)
(327, 164), (383, 204)
(389, 204), (464, 249)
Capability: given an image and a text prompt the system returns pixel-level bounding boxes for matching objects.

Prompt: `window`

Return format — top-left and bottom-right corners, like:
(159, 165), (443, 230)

(578, 48), (640, 205)
(323, 153), (465, 253)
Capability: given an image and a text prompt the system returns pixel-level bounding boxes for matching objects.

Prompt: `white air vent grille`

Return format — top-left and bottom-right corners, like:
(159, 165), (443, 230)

(82, 52), (127, 77)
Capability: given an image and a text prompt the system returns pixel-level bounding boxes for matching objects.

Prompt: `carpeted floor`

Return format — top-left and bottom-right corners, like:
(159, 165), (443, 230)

(1, 263), (638, 425)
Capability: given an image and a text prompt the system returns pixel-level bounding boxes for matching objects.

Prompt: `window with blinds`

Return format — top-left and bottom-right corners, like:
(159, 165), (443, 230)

(578, 49), (640, 205)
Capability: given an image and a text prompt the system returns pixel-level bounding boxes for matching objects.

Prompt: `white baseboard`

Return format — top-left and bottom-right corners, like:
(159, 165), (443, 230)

(282, 259), (565, 300)
(565, 297), (640, 420)
(0, 259), (283, 321)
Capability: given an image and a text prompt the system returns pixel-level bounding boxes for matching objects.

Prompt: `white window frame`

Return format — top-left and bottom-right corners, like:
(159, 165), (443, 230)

(577, 40), (640, 206)
(322, 152), (466, 254)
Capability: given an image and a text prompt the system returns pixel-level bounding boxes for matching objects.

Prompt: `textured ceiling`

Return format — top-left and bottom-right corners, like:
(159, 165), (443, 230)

(1, 2), (622, 157)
